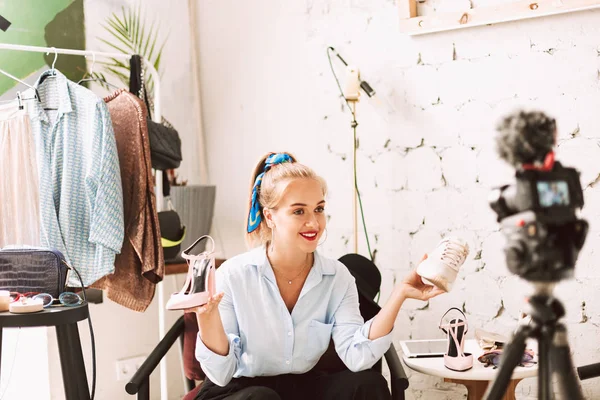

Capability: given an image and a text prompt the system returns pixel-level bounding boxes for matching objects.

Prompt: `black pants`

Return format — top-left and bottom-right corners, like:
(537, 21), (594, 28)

(195, 369), (391, 400)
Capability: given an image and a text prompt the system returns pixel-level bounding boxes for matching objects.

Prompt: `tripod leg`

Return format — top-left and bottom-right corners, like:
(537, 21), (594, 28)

(551, 324), (585, 400)
(538, 325), (551, 400)
(484, 324), (531, 400)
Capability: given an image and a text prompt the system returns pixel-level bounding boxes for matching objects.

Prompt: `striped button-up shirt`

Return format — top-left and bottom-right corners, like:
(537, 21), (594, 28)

(26, 70), (124, 286)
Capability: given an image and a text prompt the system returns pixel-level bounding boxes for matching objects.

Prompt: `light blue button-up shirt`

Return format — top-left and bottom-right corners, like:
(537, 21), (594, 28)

(195, 246), (393, 387)
(25, 70), (124, 286)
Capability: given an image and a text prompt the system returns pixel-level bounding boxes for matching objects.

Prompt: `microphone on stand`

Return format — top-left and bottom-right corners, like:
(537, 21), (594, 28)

(328, 47), (376, 98)
(0, 14), (11, 32)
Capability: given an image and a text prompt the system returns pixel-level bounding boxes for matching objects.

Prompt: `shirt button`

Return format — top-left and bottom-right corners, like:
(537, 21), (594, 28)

(285, 360), (290, 365)
(287, 331), (292, 336)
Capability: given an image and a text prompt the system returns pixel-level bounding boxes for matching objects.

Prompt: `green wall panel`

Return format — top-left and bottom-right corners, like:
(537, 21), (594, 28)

(0, 0), (85, 95)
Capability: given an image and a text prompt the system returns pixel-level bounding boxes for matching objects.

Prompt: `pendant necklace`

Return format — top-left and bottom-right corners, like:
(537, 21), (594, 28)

(274, 257), (311, 284)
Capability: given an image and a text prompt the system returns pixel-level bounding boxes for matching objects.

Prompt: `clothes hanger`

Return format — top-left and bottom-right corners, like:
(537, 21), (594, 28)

(43, 47), (58, 80)
(37, 47), (59, 111)
(0, 67), (41, 109)
(77, 51), (121, 90)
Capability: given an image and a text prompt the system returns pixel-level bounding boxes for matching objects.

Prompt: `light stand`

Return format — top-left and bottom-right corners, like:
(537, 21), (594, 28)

(344, 67), (360, 254)
(328, 47), (376, 254)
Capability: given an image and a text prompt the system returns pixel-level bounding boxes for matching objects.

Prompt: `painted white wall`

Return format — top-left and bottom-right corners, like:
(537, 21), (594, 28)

(194, 1), (600, 399)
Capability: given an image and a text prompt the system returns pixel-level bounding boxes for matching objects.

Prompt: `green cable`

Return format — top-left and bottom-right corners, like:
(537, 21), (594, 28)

(353, 123), (373, 261)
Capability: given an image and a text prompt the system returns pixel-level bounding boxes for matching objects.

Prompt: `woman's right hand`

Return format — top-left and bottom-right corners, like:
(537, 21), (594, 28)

(186, 292), (230, 356)
(185, 292), (224, 318)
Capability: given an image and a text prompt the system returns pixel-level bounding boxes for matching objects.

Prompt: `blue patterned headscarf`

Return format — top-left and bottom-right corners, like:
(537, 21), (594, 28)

(247, 153), (293, 233)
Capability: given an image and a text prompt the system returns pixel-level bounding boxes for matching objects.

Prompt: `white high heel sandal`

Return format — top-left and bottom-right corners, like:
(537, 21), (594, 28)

(439, 307), (474, 371)
(166, 235), (216, 310)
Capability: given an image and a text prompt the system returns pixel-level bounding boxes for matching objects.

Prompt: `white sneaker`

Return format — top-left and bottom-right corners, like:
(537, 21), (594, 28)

(416, 237), (469, 292)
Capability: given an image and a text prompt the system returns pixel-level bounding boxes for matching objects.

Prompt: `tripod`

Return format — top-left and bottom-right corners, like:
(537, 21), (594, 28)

(484, 283), (584, 400)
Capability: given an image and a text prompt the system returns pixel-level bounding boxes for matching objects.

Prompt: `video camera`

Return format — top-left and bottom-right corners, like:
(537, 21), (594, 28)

(489, 160), (584, 224)
(488, 110), (588, 282)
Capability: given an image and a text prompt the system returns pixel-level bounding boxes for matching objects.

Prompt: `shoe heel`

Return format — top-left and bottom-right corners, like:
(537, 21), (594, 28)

(207, 259), (216, 297)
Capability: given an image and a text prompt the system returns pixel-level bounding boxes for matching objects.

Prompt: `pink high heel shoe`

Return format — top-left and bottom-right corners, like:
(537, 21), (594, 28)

(439, 307), (473, 371)
(166, 235), (216, 310)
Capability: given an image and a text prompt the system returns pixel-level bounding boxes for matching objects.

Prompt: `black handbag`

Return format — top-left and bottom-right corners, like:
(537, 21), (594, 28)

(146, 118), (182, 170)
(129, 55), (183, 170)
(0, 247), (69, 298)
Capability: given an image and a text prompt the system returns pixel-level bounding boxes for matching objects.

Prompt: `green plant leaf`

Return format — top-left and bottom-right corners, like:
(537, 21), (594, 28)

(134, 3), (141, 51)
(144, 21), (157, 61)
(97, 38), (130, 56)
(104, 19), (128, 39)
(97, 1), (166, 101)
(102, 27), (130, 50)
(125, 6), (132, 34)
(105, 66), (129, 81)
(155, 41), (167, 71)
(106, 58), (129, 69)
(139, 14), (147, 57)
(110, 12), (128, 32)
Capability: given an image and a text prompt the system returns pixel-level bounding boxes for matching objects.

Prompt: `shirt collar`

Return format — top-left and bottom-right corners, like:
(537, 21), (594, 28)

(31, 69), (74, 120)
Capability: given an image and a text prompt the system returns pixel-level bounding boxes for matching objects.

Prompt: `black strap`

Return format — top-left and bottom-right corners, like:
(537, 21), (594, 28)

(129, 54), (153, 120)
(162, 171), (170, 197)
(129, 55), (143, 98)
(439, 307), (468, 334)
(141, 78), (152, 121)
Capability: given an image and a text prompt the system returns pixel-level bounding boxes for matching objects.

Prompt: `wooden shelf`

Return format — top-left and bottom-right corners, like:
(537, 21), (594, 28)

(165, 258), (226, 275)
(398, 0), (600, 36)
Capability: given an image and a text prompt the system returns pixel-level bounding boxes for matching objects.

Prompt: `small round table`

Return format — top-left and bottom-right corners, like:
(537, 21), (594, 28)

(0, 304), (90, 400)
(402, 339), (538, 400)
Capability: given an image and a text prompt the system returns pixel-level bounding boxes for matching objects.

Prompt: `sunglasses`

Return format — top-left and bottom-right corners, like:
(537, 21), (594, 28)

(10, 292), (83, 308)
(478, 348), (536, 369)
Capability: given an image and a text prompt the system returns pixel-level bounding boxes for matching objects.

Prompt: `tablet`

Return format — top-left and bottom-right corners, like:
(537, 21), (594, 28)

(399, 339), (447, 358)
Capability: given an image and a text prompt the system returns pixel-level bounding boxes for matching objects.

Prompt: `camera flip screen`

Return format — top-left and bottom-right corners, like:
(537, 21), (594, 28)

(537, 180), (570, 208)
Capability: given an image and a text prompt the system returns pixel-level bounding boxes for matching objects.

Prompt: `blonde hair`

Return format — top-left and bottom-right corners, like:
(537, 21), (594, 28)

(246, 152), (327, 248)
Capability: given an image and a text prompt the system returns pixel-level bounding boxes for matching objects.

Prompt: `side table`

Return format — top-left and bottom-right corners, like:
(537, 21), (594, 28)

(164, 258), (226, 275)
(0, 304), (91, 400)
(402, 339), (538, 400)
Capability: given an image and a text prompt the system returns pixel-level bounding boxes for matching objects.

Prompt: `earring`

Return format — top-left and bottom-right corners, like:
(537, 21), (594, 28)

(270, 226), (275, 253)
(318, 228), (328, 246)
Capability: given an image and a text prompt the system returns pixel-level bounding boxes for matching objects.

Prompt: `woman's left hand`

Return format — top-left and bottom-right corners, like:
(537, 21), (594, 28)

(399, 254), (446, 301)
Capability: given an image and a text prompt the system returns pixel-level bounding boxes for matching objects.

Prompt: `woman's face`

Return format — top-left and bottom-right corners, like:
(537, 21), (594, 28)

(266, 178), (326, 254)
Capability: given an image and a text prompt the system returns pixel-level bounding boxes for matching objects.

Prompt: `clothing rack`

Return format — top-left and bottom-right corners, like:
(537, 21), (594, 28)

(0, 43), (171, 400)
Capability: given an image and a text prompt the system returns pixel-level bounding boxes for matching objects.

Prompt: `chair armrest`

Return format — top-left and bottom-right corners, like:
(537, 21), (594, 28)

(385, 343), (409, 399)
(126, 315), (186, 395)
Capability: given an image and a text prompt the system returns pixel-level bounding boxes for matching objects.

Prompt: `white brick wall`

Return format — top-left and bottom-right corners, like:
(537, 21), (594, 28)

(195, 0), (600, 398)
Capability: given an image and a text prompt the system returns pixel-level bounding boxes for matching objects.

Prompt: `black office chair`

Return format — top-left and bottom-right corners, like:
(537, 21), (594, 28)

(326, 253), (409, 399)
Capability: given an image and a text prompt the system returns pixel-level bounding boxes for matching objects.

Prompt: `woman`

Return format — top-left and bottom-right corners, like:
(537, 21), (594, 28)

(192, 152), (444, 400)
